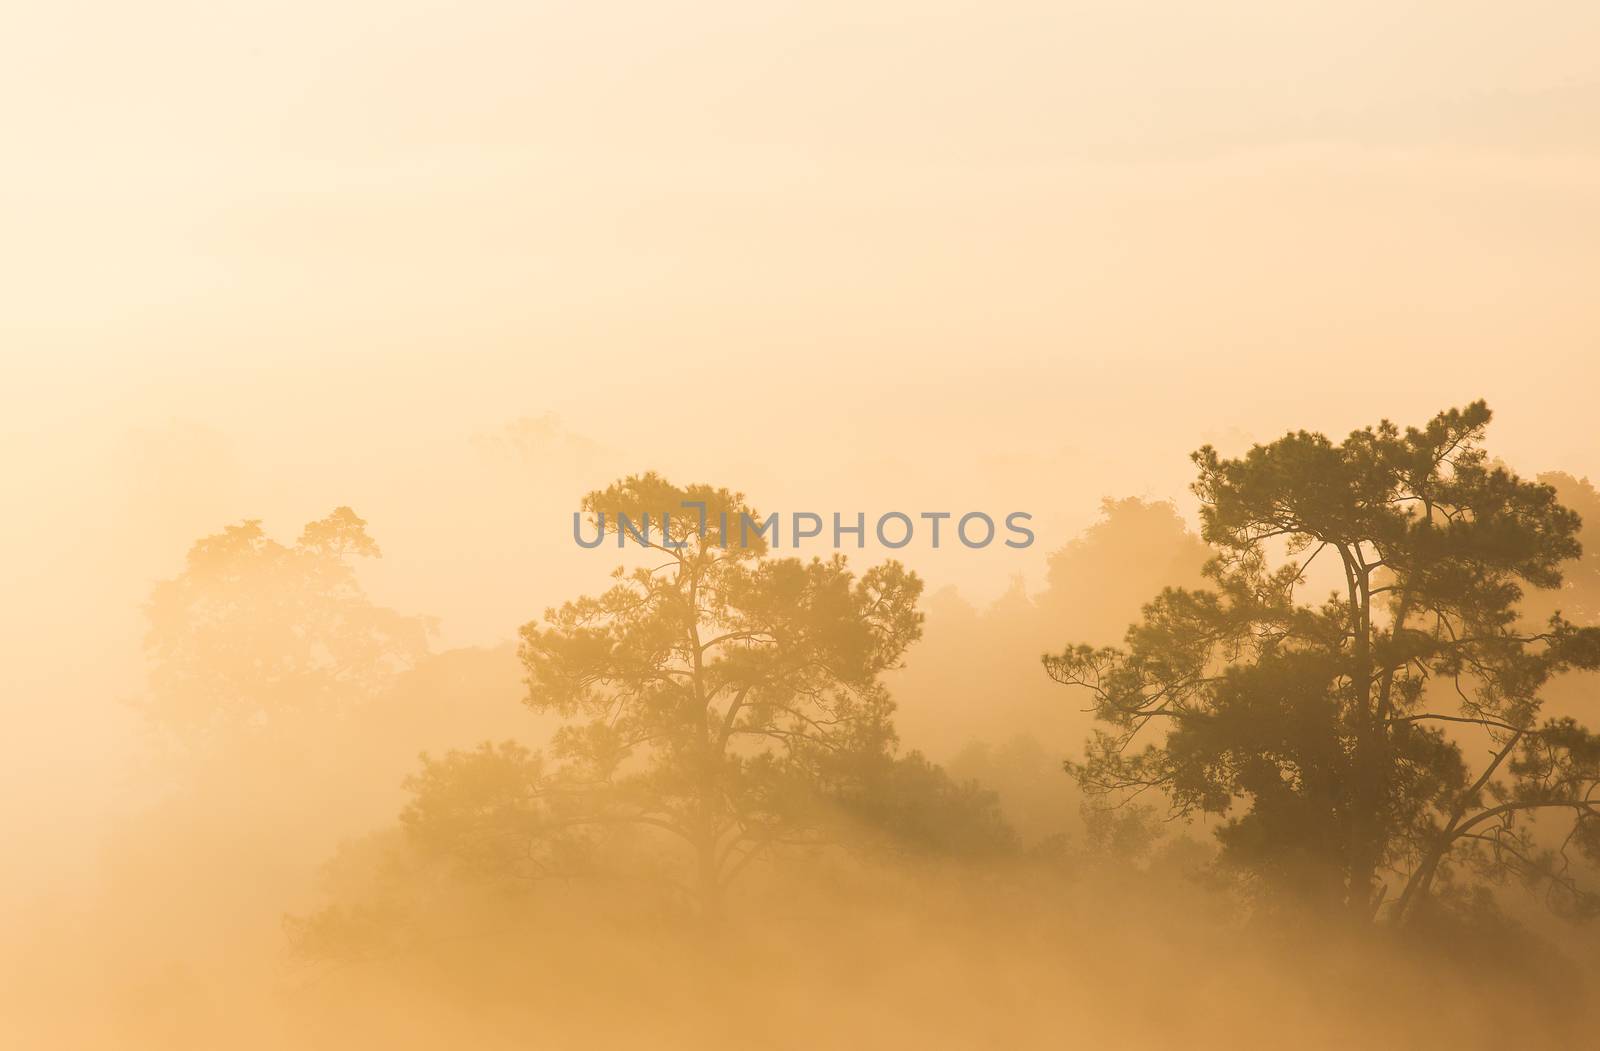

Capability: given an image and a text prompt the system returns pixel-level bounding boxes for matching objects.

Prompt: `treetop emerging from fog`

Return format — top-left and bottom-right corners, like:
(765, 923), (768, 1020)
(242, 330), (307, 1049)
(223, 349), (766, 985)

(1049, 401), (1600, 924)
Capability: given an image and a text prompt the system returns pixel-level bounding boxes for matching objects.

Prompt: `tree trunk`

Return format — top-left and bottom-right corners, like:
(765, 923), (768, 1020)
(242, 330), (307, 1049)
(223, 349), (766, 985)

(1342, 548), (1383, 921)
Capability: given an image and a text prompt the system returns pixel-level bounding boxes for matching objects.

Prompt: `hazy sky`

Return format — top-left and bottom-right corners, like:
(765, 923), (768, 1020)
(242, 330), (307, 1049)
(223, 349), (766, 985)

(5, 5), (1600, 857)
(7, 0), (1599, 623)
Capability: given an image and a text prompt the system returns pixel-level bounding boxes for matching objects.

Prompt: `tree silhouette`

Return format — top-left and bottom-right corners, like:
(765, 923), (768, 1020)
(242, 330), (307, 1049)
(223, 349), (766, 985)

(405, 474), (925, 921)
(1046, 403), (1600, 923)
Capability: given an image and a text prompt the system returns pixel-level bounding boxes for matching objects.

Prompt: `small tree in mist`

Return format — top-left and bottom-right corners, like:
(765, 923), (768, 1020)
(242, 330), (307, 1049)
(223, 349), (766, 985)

(405, 474), (926, 921)
(1046, 403), (1600, 924)
(144, 507), (431, 749)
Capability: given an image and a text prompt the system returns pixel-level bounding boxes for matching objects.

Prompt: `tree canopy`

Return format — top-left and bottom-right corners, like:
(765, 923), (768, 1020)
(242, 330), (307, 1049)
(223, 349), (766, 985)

(144, 507), (431, 747)
(405, 473), (932, 919)
(1046, 402), (1600, 923)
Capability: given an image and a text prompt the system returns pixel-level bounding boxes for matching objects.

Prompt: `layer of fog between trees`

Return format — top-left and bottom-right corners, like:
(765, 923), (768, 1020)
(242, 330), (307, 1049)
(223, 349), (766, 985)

(8, 404), (1600, 1050)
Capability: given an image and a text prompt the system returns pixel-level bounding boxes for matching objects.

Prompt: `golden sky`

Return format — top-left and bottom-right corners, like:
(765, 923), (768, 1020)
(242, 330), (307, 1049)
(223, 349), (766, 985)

(5, 3), (1600, 839)
(6, 0), (1598, 643)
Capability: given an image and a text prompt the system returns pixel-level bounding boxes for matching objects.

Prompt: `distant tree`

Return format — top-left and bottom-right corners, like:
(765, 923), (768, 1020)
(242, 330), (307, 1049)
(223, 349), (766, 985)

(1038, 497), (1211, 644)
(829, 749), (1018, 859)
(1046, 403), (1600, 924)
(945, 734), (1082, 844)
(892, 499), (1208, 754)
(144, 507), (431, 748)
(406, 474), (924, 921)
(1527, 472), (1600, 627)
